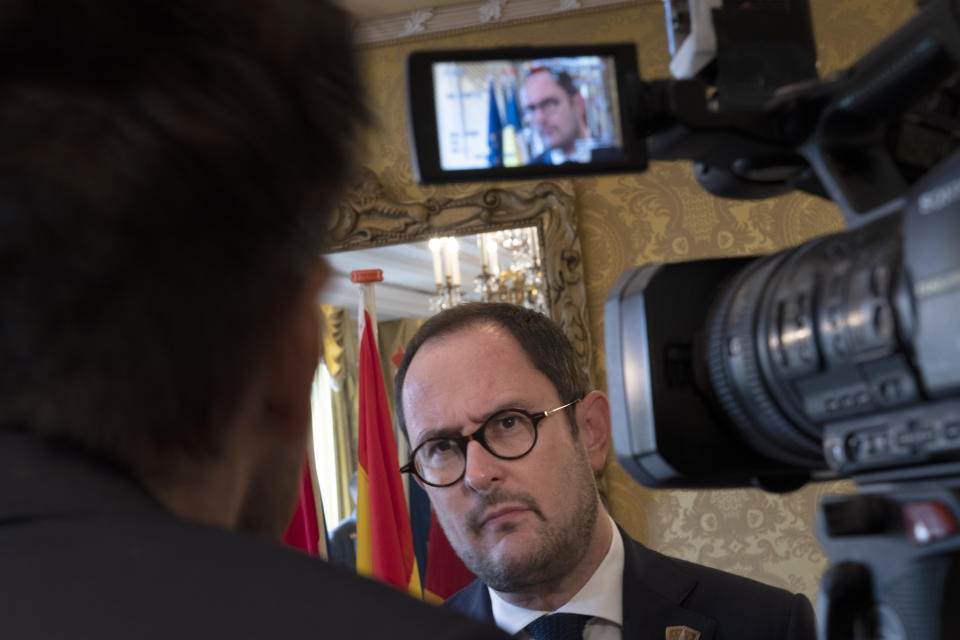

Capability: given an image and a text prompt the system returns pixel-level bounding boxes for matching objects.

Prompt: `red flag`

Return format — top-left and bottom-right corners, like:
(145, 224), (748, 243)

(423, 509), (475, 602)
(356, 304), (421, 597)
(283, 460), (326, 557)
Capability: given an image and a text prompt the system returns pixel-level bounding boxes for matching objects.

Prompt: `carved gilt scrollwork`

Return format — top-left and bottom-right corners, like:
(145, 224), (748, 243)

(321, 167), (593, 383)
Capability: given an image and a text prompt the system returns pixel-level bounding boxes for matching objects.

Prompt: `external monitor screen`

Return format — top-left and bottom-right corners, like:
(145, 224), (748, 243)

(431, 56), (625, 171)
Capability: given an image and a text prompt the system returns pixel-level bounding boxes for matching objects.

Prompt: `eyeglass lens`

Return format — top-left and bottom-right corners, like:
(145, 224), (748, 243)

(414, 409), (537, 486)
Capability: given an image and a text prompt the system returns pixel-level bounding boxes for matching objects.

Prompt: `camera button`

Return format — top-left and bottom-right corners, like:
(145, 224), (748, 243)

(903, 501), (958, 545)
(945, 421), (960, 439)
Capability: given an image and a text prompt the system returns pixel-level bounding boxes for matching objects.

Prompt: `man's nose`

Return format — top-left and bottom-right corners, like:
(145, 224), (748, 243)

(462, 439), (503, 493)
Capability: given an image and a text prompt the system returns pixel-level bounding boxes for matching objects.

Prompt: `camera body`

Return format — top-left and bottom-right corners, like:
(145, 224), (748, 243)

(605, 152), (960, 491)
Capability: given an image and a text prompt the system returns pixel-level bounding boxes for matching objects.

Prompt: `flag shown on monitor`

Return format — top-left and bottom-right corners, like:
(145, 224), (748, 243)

(487, 80), (503, 168)
(502, 82), (527, 167)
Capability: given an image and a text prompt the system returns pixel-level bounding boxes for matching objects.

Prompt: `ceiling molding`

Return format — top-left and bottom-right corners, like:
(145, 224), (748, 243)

(354, 0), (649, 47)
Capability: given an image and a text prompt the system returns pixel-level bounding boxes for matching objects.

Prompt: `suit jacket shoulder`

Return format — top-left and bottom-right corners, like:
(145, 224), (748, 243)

(620, 531), (815, 640)
(0, 428), (508, 640)
(444, 578), (493, 623)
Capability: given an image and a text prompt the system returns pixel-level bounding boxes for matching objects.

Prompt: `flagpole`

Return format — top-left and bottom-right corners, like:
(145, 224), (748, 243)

(351, 268), (422, 599)
(352, 268), (383, 351)
(352, 267), (409, 502)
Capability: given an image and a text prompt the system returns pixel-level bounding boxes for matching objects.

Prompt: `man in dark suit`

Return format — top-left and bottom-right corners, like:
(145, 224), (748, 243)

(0, 2), (507, 639)
(394, 303), (815, 640)
(328, 473), (359, 570)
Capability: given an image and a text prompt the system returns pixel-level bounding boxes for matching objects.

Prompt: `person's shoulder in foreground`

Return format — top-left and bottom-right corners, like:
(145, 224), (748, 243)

(0, 429), (507, 640)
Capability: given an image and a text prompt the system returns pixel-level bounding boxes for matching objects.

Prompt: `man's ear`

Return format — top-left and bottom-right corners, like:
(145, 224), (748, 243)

(261, 259), (329, 441)
(575, 390), (612, 472)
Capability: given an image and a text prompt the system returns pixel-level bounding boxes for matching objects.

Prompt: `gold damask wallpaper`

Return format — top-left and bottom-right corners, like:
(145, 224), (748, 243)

(355, 0), (916, 603)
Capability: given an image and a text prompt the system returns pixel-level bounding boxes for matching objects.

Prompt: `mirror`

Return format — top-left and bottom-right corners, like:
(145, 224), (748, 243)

(318, 167), (593, 377)
(323, 228), (547, 320)
(314, 167), (593, 530)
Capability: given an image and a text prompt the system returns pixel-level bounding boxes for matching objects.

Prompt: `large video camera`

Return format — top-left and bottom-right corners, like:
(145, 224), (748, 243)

(406, 1), (960, 638)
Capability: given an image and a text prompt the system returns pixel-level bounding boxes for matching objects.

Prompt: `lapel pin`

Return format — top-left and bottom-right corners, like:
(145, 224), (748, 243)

(665, 625), (701, 640)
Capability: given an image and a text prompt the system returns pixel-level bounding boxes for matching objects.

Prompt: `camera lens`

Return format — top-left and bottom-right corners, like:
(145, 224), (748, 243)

(703, 214), (906, 469)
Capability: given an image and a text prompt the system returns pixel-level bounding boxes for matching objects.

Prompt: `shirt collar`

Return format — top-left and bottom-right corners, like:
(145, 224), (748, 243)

(489, 513), (625, 635)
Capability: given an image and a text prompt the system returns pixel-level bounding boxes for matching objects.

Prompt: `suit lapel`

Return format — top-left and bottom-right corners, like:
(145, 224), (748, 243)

(619, 529), (717, 640)
(443, 579), (495, 623)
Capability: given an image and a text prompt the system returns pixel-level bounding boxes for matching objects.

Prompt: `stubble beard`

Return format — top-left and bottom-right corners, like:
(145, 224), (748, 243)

(442, 451), (600, 593)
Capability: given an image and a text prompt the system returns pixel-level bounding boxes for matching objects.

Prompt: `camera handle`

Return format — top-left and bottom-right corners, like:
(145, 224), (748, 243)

(819, 561), (874, 640)
(816, 476), (960, 640)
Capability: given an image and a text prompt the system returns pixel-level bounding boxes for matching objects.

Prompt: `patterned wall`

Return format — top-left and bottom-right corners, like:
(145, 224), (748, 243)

(355, 0), (916, 603)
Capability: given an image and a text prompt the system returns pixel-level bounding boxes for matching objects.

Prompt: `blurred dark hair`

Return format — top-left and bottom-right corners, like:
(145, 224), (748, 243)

(524, 66), (579, 98)
(0, 0), (366, 478)
(394, 303), (590, 441)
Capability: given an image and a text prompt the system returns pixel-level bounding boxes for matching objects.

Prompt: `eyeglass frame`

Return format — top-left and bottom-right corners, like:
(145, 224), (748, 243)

(523, 95), (565, 118)
(399, 398), (581, 488)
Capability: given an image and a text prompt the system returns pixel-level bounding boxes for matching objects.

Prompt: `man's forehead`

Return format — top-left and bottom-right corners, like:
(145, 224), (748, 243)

(405, 323), (525, 387)
(419, 322), (516, 355)
(523, 71), (562, 94)
(401, 323), (551, 428)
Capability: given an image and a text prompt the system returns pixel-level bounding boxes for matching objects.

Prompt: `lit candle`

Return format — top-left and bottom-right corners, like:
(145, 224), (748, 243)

(487, 238), (500, 275)
(479, 234), (488, 271)
(530, 228), (541, 265)
(446, 237), (461, 286)
(429, 237), (444, 287)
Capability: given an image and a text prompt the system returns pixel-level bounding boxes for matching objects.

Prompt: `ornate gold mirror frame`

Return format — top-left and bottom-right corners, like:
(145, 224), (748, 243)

(319, 167), (593, 381)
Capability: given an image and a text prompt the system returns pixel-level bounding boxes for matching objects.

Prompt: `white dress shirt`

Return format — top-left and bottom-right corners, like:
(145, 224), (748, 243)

(489, 514), (624, 640)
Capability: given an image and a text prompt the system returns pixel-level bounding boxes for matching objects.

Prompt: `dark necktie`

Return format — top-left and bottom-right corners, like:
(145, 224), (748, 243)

(522, 613), (591, 640)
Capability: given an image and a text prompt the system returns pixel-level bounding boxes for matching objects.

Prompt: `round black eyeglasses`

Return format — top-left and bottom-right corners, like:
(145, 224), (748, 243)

(400, 399), (580, 488)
